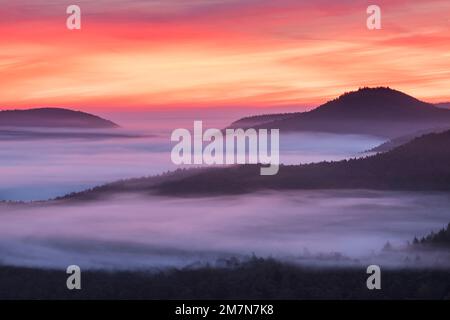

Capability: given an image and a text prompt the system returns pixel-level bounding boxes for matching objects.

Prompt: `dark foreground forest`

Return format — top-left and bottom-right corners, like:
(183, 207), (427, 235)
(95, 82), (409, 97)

(1, 257), (449, 300)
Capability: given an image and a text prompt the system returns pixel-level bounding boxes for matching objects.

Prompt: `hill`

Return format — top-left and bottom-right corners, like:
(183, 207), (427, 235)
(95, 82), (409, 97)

(0, 108), (118, 128)
(229, 88), (450, 138)
(228, 112), (295, 129)
(367, 127), (450, 153)
(58, 129), (450, 200)
(152, 130), (450, 195)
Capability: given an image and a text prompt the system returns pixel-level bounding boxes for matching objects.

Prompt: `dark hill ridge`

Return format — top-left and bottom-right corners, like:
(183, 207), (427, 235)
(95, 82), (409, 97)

(308, 87), (436, 118)
(228, 112), (295, 129)
(153, 129), (450, 195)
(152, 134), (450, 195)
(367, 126), (450, 153)
(0, 108), (118, 128)
(229, 87), (450, 138)
(58, 129), (450, 200)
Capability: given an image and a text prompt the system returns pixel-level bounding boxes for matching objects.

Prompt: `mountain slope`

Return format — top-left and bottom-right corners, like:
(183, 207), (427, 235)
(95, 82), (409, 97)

(228, 112), (295, 129)
(230, 88), (450, 138)
(152, 129), (450, 195)
(367, 127), (450, 153)
(0, 108), (118, 128)
(58, 129), (450, 200)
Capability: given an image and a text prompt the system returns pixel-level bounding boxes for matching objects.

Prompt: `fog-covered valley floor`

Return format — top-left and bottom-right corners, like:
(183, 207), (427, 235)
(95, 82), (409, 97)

(1, 190), (449, 270)
(0, 128), (383, 201)
(0, 119), (448, 272)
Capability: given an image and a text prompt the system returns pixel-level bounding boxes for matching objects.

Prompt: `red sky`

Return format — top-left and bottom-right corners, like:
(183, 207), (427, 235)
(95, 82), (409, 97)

(0, 0), (449, 110)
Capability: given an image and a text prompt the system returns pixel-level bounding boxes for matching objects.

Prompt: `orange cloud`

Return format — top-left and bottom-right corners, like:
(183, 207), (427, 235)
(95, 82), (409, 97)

(0, 0), (449, 110)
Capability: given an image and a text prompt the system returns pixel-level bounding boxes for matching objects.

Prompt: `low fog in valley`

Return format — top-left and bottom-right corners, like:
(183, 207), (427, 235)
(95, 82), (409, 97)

(0, 191), (449, 269)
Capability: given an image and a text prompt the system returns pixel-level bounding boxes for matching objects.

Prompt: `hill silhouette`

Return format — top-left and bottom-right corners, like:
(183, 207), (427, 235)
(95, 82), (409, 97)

(367, 127), (450, 153)
(153, 129), (450, 195)
(57, 129), (450, 200)
(0, 108), (118, 128)
(230, 87), (450, 138)
(228, 112), (295, 129)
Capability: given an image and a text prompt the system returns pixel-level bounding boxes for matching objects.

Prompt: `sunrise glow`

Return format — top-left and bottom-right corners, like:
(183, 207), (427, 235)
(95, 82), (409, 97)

(1, 0), (449, 110)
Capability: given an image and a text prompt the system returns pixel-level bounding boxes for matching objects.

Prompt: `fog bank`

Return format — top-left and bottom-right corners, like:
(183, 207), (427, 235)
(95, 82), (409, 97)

(0, 190), (449, 270)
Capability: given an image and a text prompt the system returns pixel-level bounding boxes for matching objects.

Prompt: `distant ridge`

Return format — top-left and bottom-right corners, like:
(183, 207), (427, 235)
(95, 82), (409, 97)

(0, 108), (118, 128)
(367, 127), (450, 153)
(150, 129), (450, 195)
(229, 87), (450, 138)
(228, 112), (295, 129)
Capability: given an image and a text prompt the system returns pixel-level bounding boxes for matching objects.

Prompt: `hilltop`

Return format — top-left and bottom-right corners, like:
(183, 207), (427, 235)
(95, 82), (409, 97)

(0, 108), (118, 128)
(229, 88), (450, 138)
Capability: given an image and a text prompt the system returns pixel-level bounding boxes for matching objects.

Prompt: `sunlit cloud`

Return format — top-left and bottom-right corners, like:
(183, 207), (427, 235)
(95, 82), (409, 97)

(0, 0), (449, 110)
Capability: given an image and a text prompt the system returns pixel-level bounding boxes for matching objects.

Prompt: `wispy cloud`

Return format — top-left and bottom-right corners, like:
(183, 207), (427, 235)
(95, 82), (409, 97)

(0, 0), (449, 109)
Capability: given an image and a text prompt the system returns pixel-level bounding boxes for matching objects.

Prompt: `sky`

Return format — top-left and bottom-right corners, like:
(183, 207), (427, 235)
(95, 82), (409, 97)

(0, 0), (449, 110)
